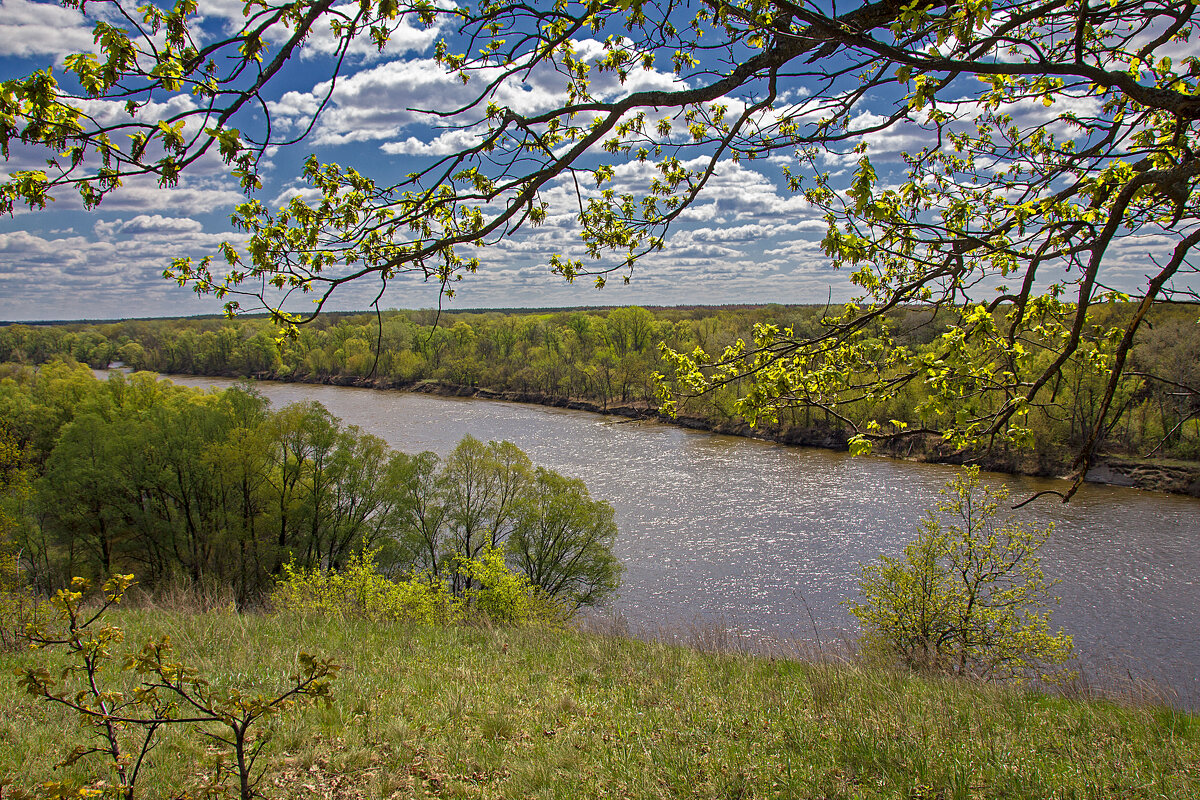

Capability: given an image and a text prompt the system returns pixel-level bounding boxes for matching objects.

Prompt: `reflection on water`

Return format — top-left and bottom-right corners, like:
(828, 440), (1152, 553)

(163, 375), (1200, 706)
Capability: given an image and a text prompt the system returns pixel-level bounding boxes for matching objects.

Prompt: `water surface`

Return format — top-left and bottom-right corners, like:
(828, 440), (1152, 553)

(163, 375), (1200, 705)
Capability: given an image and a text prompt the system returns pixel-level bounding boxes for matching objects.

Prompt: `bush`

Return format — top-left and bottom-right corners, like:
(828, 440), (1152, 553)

(0, 540), (38, 651)
(847, 467), (1074, 682)
(457, 547), (566, 625)
(0, 430), (36, 649)
(271, 550), (461, 624)
(271, 548), (564, 626)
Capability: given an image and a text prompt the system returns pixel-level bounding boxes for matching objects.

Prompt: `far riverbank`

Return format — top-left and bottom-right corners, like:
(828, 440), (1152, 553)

(225, 369), (1200, 497)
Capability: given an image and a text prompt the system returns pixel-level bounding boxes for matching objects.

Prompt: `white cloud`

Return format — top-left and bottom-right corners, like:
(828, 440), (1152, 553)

(269, 184), (325, 209)
(273, 37), (687, 148)
(193, 0), (250, 29)
(0, 0), (94, 58)
(76, 94), (201, 127)
(93, 214), (205, 239)
(270, 57), (562, 145)
(0, 220), (240, 320)
(380, 129), (483, 156)
(297, 3), (445, 62)
(57, 174), (246, 216)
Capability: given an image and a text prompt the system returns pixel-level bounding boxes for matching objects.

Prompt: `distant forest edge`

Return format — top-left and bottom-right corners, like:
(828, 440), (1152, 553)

(2, 304), (1198, 495)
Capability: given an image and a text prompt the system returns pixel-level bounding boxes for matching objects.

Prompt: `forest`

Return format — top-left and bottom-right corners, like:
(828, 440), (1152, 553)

(0, 361), (621, 607)
(2, 303), (1198, 474)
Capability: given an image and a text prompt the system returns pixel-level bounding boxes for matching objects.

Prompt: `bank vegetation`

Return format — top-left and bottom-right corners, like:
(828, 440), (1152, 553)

(3, 303), (1198, 492)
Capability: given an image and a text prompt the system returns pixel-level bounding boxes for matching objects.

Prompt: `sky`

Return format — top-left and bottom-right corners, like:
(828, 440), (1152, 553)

(0, 0), (866, 321)
(0, 0), (1192, 322)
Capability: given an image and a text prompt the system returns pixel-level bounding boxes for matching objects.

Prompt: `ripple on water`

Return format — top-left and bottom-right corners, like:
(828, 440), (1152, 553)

(154, 374), (1200, 707)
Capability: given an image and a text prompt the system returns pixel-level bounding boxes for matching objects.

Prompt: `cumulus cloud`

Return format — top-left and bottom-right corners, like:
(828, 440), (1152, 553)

(0, 216), (242, 320)
(269, 184), (325, 208)
(93, 214), (205, 239)
(409, 245), (862, 310)
(297, 3), (445, 61)
(270, 57), (560, 145)
(77, 94), (201, 128)
(55, 174), (246, 216)
(272, 38), (686, 148)
(380, 129), (483, 156)
(385, 153), (856, 309)
(0, 0), (94, 58)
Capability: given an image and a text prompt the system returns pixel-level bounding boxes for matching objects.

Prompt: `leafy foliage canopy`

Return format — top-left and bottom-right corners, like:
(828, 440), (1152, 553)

(3, 0), (1200, 486)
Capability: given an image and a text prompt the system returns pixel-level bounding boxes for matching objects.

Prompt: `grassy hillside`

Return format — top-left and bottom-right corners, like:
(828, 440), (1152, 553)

(2, 610), (1197, 799)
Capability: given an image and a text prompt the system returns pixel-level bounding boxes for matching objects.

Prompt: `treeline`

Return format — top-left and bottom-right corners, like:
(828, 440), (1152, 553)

(0, 362), (620, 607)
(1, 303), (1198, 465)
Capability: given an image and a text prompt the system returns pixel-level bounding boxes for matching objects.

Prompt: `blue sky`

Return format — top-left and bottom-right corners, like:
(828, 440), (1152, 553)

(0, 0), (871, 321)
(0, 0), (1191, 322)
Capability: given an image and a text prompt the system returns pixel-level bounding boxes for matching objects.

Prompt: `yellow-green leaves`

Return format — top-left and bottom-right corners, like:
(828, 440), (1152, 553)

(848, 156), (876, 214)
(23, 570), (339, 799)
(848, 467), (1073, 681)
(848, 434), (873, 456)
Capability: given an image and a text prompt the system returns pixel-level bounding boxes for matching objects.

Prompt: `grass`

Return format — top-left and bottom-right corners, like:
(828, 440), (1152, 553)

(2, 608), (1198, 799)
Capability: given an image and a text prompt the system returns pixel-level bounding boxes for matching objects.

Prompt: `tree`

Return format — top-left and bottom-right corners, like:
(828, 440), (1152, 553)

(605, 307), (658, 356)
(319, 426), (409, 569)
(0, 427), (36, 649)
(5, 0), (1198, 491)
(390, 450), (450, 576)
(509, 467), (622, 609)
(440, 435), (532, 591)
(39, 412), (130, 578)
(847, 467), (1073, 681)
(20, 575), (338, 800)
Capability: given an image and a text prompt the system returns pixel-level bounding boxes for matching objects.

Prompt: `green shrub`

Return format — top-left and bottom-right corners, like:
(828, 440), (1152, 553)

(0, 541), (37, 651)
(457, 547), (565, 625)
(847, 467), (1074, 682)
(271, 550), (461, 624)
(271, 548), (563, 626)
(19, 575), (337, 800)
(0, 430), (36, 649)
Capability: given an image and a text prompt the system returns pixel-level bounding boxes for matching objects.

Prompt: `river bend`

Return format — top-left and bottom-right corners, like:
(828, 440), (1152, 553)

(160, 375), (1200, 707)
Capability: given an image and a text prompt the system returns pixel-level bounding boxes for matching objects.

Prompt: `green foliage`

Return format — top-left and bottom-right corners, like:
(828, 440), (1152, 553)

(4, 610), (1196, 799)
(439, 434), (533, 577)
(0, 543), (36, 651)
(4, 0), (1196, 489)
(8, 301), (1198, 478)
(19, 575), (338, 800)
(0, 428), (36, 650)
(0, 365), (622, 610)
(271, 547), (564, 627)
(457, 546), (566, 625)
(271, 550), (461, 625)
(509, 467), (622, 610)
(847, 467), (1074, 682)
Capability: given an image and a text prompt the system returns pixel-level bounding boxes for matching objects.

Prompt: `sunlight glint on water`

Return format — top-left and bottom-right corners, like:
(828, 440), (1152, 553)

(158, 374), (1200, 706)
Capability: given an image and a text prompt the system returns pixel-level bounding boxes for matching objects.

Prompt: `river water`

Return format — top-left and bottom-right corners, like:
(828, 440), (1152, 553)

(163, 375), (1200, 706)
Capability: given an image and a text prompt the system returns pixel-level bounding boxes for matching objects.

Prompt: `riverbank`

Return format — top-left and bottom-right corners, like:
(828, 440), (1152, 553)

(3, 607), (1197, 798)
(236, 371), (1200, 497)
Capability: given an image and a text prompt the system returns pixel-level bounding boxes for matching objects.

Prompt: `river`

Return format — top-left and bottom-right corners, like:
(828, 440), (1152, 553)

(161, 374), (1200, 706)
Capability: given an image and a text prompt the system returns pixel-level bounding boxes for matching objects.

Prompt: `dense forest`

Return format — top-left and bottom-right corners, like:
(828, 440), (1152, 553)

(0, 362), (621, 606)
(2, 304), (1197, 473)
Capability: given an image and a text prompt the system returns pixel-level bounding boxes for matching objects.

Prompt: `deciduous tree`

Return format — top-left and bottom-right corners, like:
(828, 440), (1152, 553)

(7, 0), (1196, 491)
(509, 467), (622, 610)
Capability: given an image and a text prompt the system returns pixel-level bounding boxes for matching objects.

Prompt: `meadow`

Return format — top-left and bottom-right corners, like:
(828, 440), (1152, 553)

(2, 605), (1197, 799)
